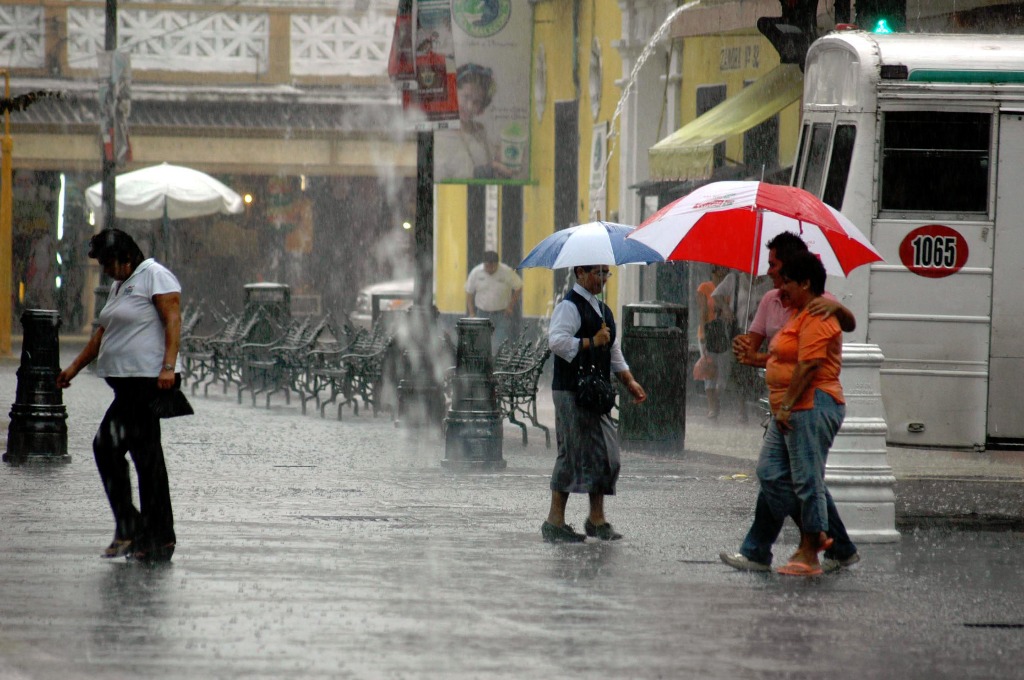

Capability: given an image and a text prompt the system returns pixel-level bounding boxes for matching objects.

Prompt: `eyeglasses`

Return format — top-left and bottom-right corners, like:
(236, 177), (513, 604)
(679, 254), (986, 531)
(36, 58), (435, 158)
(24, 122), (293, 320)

(590, 269), (613, 278)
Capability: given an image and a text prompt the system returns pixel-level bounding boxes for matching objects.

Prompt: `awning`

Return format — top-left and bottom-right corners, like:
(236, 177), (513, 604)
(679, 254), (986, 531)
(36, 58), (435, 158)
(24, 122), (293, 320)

(648, 63), (804, 182)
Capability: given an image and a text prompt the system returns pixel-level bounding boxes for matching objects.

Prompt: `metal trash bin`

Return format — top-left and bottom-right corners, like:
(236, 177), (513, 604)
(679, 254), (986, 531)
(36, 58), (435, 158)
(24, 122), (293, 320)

(619, 302), (687, 452)
(243, 282), (290, 343)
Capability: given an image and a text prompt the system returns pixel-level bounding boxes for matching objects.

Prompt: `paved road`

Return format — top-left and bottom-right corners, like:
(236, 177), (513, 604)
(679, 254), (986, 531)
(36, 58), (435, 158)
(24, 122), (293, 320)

(0, 347), (1021, 679)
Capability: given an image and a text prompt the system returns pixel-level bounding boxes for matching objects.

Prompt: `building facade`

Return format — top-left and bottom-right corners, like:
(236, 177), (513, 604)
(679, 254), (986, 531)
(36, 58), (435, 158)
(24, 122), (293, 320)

(2, 0), (414, 331)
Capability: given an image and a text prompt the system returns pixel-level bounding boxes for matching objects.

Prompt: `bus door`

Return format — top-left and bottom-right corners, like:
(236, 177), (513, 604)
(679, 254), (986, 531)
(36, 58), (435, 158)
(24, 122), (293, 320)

(987, 111), (1024, 446)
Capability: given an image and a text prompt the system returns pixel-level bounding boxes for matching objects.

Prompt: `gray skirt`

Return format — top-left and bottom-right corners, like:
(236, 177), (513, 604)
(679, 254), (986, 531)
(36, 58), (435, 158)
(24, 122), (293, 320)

(550, 390), (621, 495)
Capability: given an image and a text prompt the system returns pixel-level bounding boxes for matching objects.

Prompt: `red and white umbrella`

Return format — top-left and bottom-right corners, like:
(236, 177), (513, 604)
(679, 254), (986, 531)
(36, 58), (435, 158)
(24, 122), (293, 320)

(627, 181), (883, 276)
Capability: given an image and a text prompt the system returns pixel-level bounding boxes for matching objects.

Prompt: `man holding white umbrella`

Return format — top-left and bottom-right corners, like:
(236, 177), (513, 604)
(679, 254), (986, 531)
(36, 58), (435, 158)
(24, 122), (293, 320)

(518, 221), (659, 543)
(542, 264), (646, 543)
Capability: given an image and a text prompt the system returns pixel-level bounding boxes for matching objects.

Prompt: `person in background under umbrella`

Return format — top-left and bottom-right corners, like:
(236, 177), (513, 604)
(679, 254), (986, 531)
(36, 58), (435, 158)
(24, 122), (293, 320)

(694, 265), (729, 419)
(57, 229), (184, 562)
(711, 268), (772, 422)
(542, 264), (646, 543)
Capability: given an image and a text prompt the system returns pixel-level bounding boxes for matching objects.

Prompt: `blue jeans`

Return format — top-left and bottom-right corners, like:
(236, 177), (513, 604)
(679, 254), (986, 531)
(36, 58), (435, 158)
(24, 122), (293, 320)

(739, 389), (855, 564)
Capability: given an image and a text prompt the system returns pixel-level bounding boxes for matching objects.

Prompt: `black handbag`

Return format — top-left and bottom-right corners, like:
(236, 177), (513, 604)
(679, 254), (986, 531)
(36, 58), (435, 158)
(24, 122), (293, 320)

(149, 387), (195, 419)
(576, 350), (616, 415)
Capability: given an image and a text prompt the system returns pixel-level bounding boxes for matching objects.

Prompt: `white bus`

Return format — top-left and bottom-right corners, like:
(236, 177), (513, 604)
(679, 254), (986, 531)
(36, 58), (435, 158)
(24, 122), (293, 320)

(795, 30), (1024, 450)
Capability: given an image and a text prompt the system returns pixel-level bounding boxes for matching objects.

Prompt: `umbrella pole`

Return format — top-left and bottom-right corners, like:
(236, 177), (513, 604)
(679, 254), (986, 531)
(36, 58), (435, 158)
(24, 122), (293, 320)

(162, 203), (170, 263)
(741, 210), (763, 325)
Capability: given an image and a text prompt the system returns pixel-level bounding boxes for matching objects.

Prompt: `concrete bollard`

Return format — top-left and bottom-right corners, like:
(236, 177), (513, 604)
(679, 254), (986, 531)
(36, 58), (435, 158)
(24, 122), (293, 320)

(4, 310), (70, 464)
(442, 318), (505, 471)
(827, 343), (899, 542)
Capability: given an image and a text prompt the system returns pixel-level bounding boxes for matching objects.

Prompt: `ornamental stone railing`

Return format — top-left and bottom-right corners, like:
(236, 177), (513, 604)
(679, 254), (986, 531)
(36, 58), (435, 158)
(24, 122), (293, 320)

(0, 0), (394, 83)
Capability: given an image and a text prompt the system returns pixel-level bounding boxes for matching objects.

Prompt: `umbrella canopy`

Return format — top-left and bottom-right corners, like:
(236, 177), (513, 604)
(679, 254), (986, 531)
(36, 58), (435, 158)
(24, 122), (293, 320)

(518, 221), (664, 270)
(85, 162), (244, 220)
(627, 181), (882, 276)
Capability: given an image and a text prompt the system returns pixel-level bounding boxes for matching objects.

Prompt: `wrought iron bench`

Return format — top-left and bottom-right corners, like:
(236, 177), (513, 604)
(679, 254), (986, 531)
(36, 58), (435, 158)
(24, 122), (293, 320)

(493, 336), (552, 447)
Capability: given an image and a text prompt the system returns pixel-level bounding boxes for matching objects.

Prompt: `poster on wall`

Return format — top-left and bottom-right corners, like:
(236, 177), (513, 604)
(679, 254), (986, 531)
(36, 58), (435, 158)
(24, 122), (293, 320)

(387, 0), (417, 90)
(392, 0), (460, 128)
(434, 0), (533, 184)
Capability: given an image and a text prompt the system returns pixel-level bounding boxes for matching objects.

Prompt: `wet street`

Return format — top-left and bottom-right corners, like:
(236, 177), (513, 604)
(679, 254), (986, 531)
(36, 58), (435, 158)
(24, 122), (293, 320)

(1, 348), (1022, 679)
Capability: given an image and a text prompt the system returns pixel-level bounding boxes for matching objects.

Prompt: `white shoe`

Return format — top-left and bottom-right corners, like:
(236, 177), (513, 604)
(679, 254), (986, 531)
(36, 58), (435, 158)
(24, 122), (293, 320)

(822, 553), (861, 573)
(719, 551), (771, 572)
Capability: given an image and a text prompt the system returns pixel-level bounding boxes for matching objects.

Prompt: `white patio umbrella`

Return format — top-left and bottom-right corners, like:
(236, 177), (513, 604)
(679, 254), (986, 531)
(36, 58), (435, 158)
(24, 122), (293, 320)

(85, 162), (244, 260)
(86, 162), (244, 220)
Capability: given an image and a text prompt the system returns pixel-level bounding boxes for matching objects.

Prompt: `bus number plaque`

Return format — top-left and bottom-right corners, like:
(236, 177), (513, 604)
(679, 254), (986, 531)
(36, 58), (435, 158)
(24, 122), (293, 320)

(898, 225), (968, 278)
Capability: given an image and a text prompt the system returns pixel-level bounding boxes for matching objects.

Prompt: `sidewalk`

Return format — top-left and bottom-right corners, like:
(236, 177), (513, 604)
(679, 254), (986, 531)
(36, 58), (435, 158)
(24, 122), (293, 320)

(0, 344), (1021, 678)
(532, 379), (1024, 525)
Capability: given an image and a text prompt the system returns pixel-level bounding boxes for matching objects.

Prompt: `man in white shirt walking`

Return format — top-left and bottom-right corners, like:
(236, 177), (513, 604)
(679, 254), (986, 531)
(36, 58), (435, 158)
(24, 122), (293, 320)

(465, 250), (523, 351)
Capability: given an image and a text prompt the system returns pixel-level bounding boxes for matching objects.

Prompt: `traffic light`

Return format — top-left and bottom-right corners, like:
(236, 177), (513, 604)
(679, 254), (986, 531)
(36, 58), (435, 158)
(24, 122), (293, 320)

(855, 0), (907, 33)
(757, 0), (819, 70)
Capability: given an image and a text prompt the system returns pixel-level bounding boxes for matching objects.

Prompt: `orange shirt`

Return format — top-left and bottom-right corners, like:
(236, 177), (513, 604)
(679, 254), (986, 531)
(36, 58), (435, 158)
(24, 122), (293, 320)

(696, 281), (716, 341)
(765, 307), (845, 411)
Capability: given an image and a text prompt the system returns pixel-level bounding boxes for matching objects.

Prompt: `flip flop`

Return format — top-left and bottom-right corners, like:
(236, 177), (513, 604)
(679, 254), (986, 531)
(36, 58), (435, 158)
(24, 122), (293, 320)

(819, 537), (835, 552)
(777, 561), (824, 576)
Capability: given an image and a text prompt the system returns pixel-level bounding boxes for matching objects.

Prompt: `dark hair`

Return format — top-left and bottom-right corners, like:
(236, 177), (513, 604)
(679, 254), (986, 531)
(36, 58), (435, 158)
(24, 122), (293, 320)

(88, 228), (145, 266)
(574, 265), (596, 277)
(779, 251), (826, 295)
(766, 231), (808, 263)
(483, 250), (499, 264)
(456, 63), (495, 109)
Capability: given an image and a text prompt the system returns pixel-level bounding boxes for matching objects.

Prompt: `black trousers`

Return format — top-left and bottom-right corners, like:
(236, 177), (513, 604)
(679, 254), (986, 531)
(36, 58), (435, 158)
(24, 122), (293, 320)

(94, 377), (176, 549)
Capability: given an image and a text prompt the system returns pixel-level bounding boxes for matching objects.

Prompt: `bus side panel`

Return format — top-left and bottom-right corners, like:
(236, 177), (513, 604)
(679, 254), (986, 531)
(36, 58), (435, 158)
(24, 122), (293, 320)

(988, 112), (1024, 443)
(868, 219), (993, 448)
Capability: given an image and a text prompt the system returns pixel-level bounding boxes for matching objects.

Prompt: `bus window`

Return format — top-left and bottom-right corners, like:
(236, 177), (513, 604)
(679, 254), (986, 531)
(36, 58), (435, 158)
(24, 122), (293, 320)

(792, 123), (810, 186)
(800, 123), (832, 196)
(822, 125), (856, 210)
(880, 111), (990, 213)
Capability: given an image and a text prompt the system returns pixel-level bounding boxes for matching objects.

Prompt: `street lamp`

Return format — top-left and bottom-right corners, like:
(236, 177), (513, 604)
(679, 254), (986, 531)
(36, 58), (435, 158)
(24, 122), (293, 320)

(0, 69), (14, 357)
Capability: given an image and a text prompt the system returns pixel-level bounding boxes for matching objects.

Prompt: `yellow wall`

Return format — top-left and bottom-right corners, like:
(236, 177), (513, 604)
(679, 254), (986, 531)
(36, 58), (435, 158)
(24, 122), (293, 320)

(679, 32), (802, 171)
(434, 184), (469, 312)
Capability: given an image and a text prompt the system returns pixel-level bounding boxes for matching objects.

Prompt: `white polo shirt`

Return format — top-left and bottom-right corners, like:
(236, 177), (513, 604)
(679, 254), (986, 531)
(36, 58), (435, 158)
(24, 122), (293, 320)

(464, 262), (523, 312)
(96, 259), (182, 378)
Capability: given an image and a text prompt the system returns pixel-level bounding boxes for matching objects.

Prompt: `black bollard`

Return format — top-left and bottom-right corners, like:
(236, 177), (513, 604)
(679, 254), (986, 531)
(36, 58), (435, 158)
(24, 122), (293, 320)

(442, 318), (505, 471)
(4, 310), (70, 464)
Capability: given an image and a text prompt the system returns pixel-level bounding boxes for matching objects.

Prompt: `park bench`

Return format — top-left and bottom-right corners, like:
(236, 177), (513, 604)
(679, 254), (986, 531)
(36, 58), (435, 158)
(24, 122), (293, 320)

(238, 314), (340, 409)
(492, 335), (552, 447)
(236, 316), (311, 406)
(312, 321), (393, 420)
(181, 305), (267, 396)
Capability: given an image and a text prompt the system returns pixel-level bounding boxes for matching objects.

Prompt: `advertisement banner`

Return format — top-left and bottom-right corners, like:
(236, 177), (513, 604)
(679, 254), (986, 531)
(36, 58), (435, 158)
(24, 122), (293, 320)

(400, 0), (460, 129)
(387, 0), (417, 90)
(435, 0), (533, 184)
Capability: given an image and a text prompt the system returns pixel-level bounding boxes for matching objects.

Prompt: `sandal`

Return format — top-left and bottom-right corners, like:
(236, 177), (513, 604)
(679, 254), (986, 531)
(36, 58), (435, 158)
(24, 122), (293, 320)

(777, 561), (823, 576)
(102, 539), (134, 559)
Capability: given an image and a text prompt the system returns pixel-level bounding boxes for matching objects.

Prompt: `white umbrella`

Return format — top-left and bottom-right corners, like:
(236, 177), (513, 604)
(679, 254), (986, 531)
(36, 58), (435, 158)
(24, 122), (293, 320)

(85, 162), (244, 262)
(517, 221), (663, 269)
(85, 162), (244, 220)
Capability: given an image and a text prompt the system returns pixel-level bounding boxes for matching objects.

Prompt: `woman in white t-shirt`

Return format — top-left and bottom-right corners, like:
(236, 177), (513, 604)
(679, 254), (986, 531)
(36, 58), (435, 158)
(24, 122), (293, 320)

(57, 229), (185, 563)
